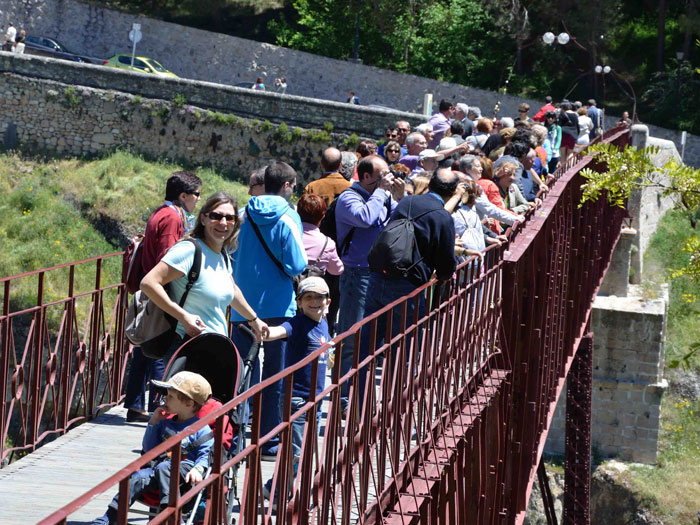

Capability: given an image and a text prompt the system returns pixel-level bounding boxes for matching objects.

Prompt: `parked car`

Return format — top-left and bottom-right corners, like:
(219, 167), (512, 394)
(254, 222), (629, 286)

(103, 54), (178, 78)
(24, 35), (91, 63)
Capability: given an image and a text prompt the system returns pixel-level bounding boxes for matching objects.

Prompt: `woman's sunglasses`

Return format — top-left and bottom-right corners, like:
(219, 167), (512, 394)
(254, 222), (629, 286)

(207, 211), (237, 223)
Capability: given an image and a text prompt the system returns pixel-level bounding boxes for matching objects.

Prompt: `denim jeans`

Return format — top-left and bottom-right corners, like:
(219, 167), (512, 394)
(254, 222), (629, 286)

(355, 273), (425, 409)
(106, 459), (195, 510)
(123, 347), (165, 413)
(232, 317), (288, 454)
(290, 396), (322, 460)
(337, 267), (371, 411)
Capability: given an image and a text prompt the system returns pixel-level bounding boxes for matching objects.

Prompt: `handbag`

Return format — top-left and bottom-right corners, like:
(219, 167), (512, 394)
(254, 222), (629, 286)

(125, 238), (202, 358)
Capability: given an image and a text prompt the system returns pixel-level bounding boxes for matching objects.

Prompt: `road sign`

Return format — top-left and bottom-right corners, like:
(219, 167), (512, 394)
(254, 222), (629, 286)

(129, 27), (142, 44)
(129, 23), (141, 68)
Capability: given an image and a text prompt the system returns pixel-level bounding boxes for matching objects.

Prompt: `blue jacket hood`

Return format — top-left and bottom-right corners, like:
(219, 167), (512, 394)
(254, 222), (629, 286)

(246, 195), (294, 226)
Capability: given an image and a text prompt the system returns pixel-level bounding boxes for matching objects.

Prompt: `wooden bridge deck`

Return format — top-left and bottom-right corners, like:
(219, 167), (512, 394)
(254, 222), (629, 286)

(0, 403), (279, 524)
(1, 363), (397, 524)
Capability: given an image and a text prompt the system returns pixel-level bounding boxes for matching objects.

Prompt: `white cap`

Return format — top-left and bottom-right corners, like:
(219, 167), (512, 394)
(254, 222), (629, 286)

(418, 149), (444, 161)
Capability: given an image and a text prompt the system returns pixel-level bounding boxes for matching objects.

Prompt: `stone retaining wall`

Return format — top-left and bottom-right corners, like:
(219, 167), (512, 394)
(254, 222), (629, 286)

(0, 71), (355, 183)
(0, 52), (424, 138)
(2, 0), (698, 167)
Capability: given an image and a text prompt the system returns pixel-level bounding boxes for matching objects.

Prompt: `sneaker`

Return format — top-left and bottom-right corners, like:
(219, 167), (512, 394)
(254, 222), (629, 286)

(126, 409), (150, 423)
(262, 479), (278, 511)
(260, 446), (278, 462)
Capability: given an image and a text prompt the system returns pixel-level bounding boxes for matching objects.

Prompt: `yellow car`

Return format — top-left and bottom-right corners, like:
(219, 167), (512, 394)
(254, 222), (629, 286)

(102, 54), (178, 78)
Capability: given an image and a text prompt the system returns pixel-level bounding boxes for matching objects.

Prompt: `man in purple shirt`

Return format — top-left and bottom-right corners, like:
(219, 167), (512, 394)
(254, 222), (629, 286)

(427, 99), (454, 148)
(398, 132), (428, 171)
(335, 155), (405, 412)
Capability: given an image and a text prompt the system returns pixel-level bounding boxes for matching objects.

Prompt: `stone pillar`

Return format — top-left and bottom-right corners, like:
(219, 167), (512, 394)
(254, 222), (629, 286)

(544, 285), (668, 464)
(598, 227), (637, 297)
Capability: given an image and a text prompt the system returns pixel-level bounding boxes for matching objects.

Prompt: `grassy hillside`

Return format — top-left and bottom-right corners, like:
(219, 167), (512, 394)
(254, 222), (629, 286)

(0, 150), (248, 322)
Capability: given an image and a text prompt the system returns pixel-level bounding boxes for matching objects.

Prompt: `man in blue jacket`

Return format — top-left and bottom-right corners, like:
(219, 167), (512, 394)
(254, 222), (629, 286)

(231, 161), (307, 459)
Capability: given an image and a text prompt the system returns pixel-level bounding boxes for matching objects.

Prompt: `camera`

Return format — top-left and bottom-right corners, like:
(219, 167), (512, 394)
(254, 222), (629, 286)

(389, 168), (406, 180)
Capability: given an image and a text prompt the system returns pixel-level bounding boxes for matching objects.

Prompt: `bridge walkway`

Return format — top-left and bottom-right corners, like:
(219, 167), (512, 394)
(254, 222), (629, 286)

(0, 366), (382, 524)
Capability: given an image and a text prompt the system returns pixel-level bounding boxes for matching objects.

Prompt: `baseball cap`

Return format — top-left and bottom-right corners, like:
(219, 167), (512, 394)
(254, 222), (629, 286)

(152, 371), (212, 405)
(418, 149), (444, 161)
(297, 276), (330, 297)
(437, 137), (456, 151)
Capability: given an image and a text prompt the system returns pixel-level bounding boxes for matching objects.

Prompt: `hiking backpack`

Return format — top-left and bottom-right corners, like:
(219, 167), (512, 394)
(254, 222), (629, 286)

(319, 187), (360, 249)
(124, 234), (145, 295)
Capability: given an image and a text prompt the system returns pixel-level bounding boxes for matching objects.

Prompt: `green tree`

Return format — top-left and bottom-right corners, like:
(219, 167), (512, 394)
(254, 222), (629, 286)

(580, 141), (700, 271)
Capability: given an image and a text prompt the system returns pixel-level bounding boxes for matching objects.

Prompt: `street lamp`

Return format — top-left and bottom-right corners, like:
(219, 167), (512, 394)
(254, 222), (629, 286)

(542, 32), (570, 46)
(595, 65), (611, 123)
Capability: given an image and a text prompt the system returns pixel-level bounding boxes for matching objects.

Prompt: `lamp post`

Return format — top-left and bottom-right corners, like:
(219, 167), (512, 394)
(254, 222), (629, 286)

(676, 50), (683, 121)
(595, 65), (611, 110)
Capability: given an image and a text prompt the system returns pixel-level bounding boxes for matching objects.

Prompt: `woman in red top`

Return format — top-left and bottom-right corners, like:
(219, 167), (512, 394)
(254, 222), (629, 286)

(463, 155), (511, 234)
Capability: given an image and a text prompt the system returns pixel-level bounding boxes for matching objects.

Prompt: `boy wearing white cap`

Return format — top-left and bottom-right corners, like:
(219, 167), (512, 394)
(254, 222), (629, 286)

(261, 277), (331, 506)
(93, 371), (213, 524)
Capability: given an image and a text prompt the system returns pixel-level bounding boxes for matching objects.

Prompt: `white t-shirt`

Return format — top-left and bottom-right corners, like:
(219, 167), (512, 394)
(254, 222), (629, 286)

(5, 26), (16, 43)
(161, 240), (235, 337)
(577, 115), (594, 141)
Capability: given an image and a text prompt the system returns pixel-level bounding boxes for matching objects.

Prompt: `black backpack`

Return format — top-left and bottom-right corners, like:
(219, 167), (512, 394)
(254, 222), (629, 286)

(367, 198), (436, 279)
(319, 187), (359, 254)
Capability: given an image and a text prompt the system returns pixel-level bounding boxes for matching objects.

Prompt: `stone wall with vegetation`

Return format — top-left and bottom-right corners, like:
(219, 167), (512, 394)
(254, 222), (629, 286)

(0, 72), (360, 182)
(0, 52), (424, 139)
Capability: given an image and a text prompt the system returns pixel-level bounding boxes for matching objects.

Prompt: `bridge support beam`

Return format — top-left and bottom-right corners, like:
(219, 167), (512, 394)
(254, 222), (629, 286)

(563, 333), (593, 524)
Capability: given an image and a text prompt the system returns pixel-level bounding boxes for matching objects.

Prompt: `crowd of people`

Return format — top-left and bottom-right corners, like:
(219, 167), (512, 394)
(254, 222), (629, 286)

(111, 94), (618, 517)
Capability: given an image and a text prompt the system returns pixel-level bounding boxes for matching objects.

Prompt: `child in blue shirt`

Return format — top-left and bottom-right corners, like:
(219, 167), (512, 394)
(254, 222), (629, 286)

(262, 276), (331, 507)
(93, 372), (214, 524)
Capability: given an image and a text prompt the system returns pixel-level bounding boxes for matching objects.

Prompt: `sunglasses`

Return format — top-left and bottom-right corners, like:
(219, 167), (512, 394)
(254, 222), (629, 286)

(387, 149), (400, 153)
(190, 191), (200, 197)
(207, 211), (237, 223)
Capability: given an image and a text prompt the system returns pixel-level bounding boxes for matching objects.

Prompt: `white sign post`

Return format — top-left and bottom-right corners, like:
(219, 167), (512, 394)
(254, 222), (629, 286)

(128, 23), (142, 68)
(423, 93), (433, 118)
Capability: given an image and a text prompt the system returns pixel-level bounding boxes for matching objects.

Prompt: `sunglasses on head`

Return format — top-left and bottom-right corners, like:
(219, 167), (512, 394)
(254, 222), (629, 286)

(207, 211), (237, 223)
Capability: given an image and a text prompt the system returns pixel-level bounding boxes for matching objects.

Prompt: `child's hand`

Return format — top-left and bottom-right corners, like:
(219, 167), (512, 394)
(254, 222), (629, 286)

(149, 407), (166, 425)
(248, 318), (269, 342)
(185, 466), (204, 484)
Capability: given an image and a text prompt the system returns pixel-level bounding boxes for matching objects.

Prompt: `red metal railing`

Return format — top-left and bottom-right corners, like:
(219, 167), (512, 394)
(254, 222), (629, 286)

(1, 253), (129, 465)
(15, 126), (631, 523)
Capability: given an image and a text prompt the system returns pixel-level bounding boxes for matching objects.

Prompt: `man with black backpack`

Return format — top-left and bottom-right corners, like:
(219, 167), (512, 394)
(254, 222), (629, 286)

(334, 155), (404, 413)
(355, 168), (458, 404)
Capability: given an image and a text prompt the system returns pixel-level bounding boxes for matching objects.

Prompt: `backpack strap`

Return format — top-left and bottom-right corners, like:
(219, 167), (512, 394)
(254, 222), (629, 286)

(176, 238), (202, 310)
(245, 207), (288, 277)
(400, 197), (440, 274)
(311, 235), (329, 265)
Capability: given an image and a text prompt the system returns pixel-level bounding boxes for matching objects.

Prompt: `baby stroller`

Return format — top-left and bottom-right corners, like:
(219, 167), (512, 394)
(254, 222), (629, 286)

(134, 326), (260, 525)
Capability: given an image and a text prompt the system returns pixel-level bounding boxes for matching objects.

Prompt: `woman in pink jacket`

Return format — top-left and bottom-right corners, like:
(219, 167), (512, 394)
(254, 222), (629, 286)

(297, 194), (344, 334)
